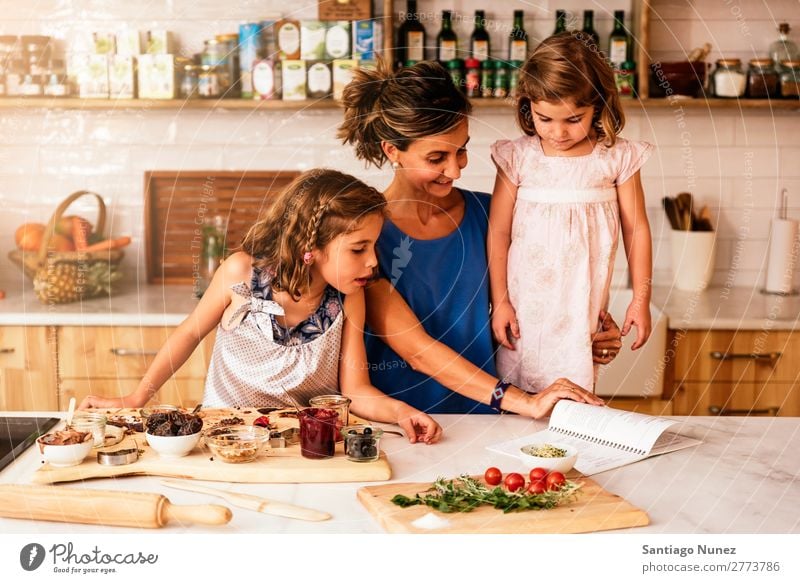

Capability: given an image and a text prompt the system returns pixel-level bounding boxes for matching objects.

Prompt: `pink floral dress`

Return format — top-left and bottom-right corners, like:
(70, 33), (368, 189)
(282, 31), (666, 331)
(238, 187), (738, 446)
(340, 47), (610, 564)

(491, 135), (653, 393)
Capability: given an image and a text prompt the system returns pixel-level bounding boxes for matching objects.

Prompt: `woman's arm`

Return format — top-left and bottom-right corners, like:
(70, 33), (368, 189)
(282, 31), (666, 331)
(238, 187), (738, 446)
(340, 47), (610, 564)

(339, 291), (441, 444)
(617, 170), (653, 349)
(365, 279), (604, 418)
(78, 252), (253, 409)
(487, 168), (519, 349)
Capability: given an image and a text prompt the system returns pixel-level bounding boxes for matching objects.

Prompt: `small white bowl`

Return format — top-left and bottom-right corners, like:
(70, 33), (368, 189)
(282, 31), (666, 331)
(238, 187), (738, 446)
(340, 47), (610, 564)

(38, 434), (93, 468)
(518, 442), (578, 473)
(145, 431), (201, 458)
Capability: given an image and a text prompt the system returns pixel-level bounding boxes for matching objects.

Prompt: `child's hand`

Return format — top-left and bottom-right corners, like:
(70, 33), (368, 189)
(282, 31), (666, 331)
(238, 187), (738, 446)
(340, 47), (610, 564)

(622, 301), (652, 350)
(396, 406), (442, 444)
(491, 301), (520, 350)
(78, 395), (124, 410)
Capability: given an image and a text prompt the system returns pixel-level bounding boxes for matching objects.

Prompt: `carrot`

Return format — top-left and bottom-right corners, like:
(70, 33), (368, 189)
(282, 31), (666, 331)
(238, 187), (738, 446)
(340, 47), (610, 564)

(84, 236), (131, 252)
(72, 216), (90, 251)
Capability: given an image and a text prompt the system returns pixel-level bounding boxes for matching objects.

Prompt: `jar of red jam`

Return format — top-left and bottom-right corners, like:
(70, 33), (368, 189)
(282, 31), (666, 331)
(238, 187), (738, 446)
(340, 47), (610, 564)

(309, 395), (350, 442)
(298, 408), (338, 459)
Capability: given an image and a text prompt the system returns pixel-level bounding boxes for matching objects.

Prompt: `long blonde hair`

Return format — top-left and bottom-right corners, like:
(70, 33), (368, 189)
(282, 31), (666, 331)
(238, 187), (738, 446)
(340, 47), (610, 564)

(517, 32), (625, 146)
(241, 169), (386, 299)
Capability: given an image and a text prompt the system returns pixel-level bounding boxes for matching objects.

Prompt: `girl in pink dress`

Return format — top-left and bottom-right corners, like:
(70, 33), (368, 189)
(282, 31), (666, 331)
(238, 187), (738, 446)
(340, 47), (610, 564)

(488, 33), (654, 394)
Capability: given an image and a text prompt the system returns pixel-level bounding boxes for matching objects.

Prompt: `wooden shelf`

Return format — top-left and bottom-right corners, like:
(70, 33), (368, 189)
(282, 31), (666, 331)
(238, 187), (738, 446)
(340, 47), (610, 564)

(470, 97), (800, 111)
(0, 97), (344, 111)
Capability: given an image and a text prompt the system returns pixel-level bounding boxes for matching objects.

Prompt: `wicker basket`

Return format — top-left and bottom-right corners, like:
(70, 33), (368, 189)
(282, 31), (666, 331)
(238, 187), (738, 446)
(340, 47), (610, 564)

(8, 190), (125, 304)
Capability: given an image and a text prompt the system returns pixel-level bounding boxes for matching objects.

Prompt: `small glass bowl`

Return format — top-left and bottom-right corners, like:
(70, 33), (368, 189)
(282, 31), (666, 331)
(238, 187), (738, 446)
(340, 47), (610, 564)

(67, 412), (107, 448)
(203, 425), (270, 463)
(341, 424), (383, 463)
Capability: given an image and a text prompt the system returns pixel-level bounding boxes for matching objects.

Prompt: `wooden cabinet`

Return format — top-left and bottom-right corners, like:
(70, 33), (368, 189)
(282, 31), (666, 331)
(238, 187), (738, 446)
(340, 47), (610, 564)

(665, 330), (800, 416)
(57, 326), (215, 409)
(0, 326), (58, 411)
(605, 398), (673, 416)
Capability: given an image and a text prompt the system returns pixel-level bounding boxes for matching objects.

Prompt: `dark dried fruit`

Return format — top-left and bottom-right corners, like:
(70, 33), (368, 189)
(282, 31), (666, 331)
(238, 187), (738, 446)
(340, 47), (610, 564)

(257, 407), (279, 415)
(145, 411), (203, 436)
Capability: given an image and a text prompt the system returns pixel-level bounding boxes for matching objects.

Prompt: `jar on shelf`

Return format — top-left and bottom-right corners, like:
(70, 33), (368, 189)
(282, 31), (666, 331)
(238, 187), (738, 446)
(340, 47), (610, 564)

(493, 59), (509, 98)
(712, 58), (746, 98)
(779, 60), (800, 98)
(4, 59), (25, 96)
(20, 73), (43, 96)
(180, 63), (198, 98)
(197, 65), (220, 98)
(446, 58), (464, 91)
(746, 58), (779, 98)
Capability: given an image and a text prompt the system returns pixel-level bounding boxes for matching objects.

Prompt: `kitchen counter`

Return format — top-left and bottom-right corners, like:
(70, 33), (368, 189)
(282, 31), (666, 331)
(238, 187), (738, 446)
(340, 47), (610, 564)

(650, 286), (800, 331)
(1, 413), (798, 534)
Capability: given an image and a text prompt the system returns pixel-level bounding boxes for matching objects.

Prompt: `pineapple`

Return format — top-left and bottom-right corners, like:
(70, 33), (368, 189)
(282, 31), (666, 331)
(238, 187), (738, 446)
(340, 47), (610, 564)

(34, 258), (122, 304)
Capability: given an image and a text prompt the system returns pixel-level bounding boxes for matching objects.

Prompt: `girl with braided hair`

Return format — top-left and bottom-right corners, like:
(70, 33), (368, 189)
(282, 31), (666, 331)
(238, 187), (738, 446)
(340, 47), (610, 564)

(79, 169), (441, 444)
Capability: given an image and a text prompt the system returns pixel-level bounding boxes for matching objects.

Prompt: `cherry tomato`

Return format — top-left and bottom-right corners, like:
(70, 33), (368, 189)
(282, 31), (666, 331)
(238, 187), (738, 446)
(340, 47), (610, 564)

(504, 472), (525, 492)
(529, 467), (548, 482)
(527, 479), (547, 494)
(484, 467), (502, 486)
(545, 471), (566, 491)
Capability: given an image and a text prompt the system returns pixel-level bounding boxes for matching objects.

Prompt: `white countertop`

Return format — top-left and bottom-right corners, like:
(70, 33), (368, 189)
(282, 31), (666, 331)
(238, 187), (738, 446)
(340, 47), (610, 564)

(1, 413), (798, 534)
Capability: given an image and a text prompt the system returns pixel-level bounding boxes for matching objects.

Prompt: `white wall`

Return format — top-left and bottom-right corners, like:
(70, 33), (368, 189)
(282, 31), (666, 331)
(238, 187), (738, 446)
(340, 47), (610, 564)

(1, 0), (799, 291)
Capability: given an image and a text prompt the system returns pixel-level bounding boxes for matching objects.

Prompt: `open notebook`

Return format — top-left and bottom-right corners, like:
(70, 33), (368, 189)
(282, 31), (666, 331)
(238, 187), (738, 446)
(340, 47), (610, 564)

(487, 401), (702, 475)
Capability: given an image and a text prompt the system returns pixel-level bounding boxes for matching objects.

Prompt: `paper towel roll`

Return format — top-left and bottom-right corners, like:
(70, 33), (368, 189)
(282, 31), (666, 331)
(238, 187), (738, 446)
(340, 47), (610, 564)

(765, 218), (799, 294)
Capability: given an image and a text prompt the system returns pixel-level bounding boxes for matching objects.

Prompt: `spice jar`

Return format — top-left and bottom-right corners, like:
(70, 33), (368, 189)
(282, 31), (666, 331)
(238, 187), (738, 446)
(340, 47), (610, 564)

(309, 394), (350, 441)
(508, 60), (523, 98)
(68, 412), (107, 448)
(480, 58), (494, 98)
(779, 60), (800, 98)
(746, 58), (779, 98)
(464, 58), (480, 98)
(712, 59), (746, 98)
(493, 59), (509, 98)
(298, 408), (338, 459)
(198, 65), (220, 98)
(447, 59), (464, 91)
(180, 64), (198, 98)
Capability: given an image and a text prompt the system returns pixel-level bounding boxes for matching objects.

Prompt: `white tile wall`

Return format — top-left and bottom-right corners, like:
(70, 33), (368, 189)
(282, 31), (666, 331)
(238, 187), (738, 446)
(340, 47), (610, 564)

(1, 0), (799, 293)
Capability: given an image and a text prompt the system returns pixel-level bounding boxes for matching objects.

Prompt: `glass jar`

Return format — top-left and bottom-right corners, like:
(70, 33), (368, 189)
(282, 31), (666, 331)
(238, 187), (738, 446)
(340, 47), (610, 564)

(180, 64), (198, 98)
(464, 57), (480, 98)
(746, 58), (779, 98)
(341, 425), (383, 463)
(197, 65), (220, 98)
(615, 60), (637, 98)
(493, 59), (509, 98)
(309, 394), (351, 441)
(508, 60), (523, 98)
(447, 58), (464, 91)
(68, 412), (107, 448)
(20, 73), (42, 96)
(712, 59), (746, 98)
(480, 58), (494, 98)
(298, 408), (338, 459)
(779, 60), (800, 98)
(195, 214), (227, 298)
(4, 59), (25, 96)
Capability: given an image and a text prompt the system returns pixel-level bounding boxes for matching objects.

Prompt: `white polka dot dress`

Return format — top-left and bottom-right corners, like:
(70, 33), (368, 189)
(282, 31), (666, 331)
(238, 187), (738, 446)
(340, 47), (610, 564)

(202, 280), (344, 408)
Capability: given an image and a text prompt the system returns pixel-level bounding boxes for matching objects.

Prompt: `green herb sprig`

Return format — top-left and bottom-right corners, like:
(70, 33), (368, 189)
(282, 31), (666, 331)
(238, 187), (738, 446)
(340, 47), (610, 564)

(391, 475), (581, 514)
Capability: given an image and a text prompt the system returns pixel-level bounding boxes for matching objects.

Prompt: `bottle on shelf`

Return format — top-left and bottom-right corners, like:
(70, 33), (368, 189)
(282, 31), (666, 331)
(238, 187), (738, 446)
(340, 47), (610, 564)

(554, 10), (567, 34)
(470, 10), (491, 62)
(509, 10), (528, 62)
(608, 10), (630, 68)
(396, 0), (426, 68)
(582, 10), (599, 46)
(437, 10), (458, 64)
(769, 23), (799, 72)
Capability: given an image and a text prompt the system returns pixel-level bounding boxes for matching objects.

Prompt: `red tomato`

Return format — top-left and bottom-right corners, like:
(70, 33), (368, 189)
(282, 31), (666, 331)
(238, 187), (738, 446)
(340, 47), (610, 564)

(504, 472), (525, 492)
(527, 479), (547, 494)
(529, 467), (548, 482)
(545, 471), (566, 491)
(484, 467), (502, 486)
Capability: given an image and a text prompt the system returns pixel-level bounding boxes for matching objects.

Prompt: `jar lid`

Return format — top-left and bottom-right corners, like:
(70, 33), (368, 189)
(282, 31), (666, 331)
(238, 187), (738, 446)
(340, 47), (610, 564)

(447, 58), (464, 69)
(716, 58), (741, 66)
(465, 58), (480, 68)
(204, 39), (220, 46)
(749, 58), (774, 67)
(216, 33), (238, 42)
(780, 59), (800, 68)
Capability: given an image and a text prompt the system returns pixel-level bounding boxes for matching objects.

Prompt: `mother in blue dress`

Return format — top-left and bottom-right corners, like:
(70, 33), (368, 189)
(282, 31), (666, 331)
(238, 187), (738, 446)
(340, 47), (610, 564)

(337, 61), (620, 416)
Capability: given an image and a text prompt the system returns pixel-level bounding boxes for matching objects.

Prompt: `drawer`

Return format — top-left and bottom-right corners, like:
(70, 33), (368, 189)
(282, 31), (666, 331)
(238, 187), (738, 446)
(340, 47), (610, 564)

(59, 378), (205, 410)
(671, 330), (800, 383)
(672, 381), (800, 417)
(0, 326), (58, 411)
(58, 327), (214, 380)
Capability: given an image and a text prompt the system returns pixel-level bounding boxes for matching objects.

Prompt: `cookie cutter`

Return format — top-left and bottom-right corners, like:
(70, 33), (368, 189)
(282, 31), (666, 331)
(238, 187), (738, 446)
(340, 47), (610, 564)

(97, 444), (142, 466)
(269, 427), (299, 448)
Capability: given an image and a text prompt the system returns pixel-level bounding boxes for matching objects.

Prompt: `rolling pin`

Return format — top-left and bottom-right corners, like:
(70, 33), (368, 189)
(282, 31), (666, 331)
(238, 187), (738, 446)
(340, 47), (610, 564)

(0, 485), (232, 528)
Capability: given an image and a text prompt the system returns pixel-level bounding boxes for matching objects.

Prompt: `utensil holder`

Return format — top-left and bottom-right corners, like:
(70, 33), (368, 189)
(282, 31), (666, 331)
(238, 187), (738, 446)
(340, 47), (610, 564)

(670, 230), (716, 291)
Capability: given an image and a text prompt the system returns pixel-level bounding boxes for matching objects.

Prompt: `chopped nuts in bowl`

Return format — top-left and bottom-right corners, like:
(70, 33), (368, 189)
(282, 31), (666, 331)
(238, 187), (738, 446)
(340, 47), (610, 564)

(203, 425), (270, 463)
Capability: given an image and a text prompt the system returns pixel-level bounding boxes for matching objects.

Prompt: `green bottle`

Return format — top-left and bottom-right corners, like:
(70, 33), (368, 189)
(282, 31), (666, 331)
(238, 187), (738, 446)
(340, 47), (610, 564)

(582, 10), (599, 46)
(608, 10), (630, 68)
(471, 10), (491, 61)
(554, 10), (567, 34)
(509, 10), (528, 62)
(437, 10), (458, 64)
(396, 0), (426, 67)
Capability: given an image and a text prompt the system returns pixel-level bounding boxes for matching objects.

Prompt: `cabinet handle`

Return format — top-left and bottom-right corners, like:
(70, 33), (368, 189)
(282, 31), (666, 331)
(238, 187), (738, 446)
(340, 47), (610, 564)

(709, 351), (781, 361)
(110, 348), (159, 357)
(708, 405), (779, 416)
(0, 348), (14, 354)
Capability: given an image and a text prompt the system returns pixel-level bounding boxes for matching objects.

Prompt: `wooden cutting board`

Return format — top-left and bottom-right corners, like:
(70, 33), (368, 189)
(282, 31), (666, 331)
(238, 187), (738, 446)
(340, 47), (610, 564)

(33, 408), (391, 485)
(357, 474), (649, 534)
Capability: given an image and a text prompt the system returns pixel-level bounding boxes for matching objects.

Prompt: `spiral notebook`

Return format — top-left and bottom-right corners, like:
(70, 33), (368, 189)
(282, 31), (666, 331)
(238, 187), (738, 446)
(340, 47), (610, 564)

(487, 401), (702, 475)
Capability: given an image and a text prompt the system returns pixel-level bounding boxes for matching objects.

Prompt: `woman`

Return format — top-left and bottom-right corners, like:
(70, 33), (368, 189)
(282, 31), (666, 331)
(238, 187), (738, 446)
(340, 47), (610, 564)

(337, 60), (621, 417)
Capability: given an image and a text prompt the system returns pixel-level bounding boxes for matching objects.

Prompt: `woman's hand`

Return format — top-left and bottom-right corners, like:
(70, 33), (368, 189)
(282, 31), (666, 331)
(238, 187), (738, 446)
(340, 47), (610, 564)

(622, 301), (652, 350)
(396, 405), (442, 444)
(491, 301), (520, 350)
(592, 310), (623, 364)
(526, 378), (604, 419)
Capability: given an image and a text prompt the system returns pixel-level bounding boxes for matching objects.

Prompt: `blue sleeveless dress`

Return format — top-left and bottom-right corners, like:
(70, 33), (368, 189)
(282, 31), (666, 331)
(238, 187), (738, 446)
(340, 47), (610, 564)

(365, 189), (498, 414)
